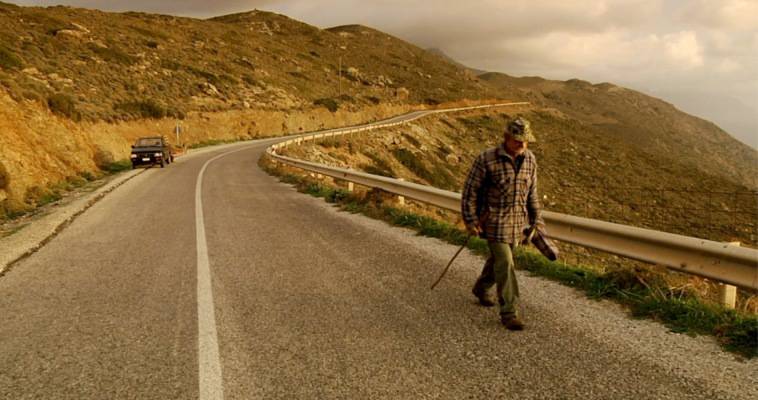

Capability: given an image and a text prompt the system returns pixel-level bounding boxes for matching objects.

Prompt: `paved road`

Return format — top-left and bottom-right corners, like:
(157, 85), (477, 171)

(1, 131), (756, 399)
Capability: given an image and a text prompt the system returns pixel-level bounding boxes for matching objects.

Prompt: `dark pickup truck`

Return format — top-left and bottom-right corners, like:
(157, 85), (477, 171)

(130, 136), (174, 169)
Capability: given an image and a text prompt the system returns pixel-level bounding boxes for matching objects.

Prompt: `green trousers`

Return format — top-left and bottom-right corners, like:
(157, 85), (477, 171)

(473, 241), (519, 316)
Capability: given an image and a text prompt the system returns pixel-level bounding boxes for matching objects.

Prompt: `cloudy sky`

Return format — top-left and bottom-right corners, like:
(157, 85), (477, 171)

(14, 0), (758, 148)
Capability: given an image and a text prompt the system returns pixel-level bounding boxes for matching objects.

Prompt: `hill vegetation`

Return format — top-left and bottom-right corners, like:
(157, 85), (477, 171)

(479, 73), (757, 190)
(283, 106), (757, 248)
(0, 1), (491, 122)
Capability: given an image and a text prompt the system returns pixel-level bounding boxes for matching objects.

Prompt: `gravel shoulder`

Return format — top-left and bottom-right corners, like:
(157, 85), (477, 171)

(0, 169), (144, 275)
(305, 195), (758, 399)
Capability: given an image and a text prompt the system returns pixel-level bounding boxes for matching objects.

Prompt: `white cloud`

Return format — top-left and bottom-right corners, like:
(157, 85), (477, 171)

(715, 58), (741, 74)
(679, 0), (758, 30)
(662, 31), (703, 68)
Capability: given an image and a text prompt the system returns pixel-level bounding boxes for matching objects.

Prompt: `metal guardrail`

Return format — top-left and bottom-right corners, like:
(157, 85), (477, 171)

(266, 104), (758, 290)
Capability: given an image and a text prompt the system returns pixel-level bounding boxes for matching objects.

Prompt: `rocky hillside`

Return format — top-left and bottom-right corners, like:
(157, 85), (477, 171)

(0, 2), (503, 218)
(0, 2), (494, 122)
(282, 106), (757, 247)
(479, 73), (758, 190)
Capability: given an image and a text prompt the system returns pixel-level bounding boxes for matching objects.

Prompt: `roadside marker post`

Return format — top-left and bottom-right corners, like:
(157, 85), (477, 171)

(719, 242), (740, 309)
(397, 178), (405, 206)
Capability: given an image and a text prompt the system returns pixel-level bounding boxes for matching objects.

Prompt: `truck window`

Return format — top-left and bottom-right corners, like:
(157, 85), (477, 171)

(135, 138), (162, 147)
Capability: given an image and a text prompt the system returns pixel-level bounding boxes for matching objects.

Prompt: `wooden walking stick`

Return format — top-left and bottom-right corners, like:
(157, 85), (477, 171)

(430, 235), (472, 290)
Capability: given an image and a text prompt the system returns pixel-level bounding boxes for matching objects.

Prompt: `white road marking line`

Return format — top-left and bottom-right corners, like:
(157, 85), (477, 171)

(192, 114), (419, 397)
(195, 146), (254, 400)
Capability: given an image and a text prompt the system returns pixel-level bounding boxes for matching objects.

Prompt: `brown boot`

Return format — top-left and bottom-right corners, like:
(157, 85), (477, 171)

(501, 314), (524, 331)
(472, 287), (495, 307)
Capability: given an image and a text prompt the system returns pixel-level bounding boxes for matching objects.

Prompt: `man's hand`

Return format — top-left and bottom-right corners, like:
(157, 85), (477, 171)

(521, 225), (537, 246)
(466, 224), (481, 236)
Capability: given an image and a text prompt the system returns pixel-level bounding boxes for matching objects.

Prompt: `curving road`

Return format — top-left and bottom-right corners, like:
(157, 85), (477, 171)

(0, 115), (756, 399)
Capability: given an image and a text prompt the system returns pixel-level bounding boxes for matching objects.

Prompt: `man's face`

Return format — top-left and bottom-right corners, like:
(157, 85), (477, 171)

(504, 134), (527, 155)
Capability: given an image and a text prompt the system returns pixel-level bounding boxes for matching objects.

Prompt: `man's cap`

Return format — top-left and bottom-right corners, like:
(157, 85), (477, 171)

(506, 117), (537, 143)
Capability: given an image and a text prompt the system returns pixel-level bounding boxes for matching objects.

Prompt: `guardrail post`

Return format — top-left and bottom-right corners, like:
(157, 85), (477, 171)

(397, 178), (405, 205)
(718, 242), (740, 309)
(347, 182), (354, 192)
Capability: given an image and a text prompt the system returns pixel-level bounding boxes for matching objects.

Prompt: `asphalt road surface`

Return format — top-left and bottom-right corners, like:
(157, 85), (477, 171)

(1, 134), (756, 399)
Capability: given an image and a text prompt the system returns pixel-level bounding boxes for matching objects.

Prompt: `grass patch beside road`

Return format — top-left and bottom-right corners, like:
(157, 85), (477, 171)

(0, 160), (132, 223)
(188, 138), (240, 149)
(101, 160), (132, 173)
(260, 157), (758, 359)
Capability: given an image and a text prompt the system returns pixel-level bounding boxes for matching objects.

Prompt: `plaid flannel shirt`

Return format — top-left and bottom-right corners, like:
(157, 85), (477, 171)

(461, 146), (543, 244)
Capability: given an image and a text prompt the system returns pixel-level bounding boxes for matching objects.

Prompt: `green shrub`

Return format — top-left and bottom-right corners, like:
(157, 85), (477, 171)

(25, 185), (60, 207)
(234, 56), (257, 69)
(166, 105), (186, 119)
(79, 171), (97, 182)
(0, 2), (19, 11)
(160, 59), (182, 71)
(362, 152), (394, 177)
(188, 138), (236, 149)
(65, 175), (87, 188)
(88, 43), (136, 65)
(428, 164), (457, 190)
(19, 77), (48, 102)
(101, 160), (132, 173)
(0, 162), (8, 189)
(337, 94), (354, 102)
(47, 93), (81, 120)
(1, 78), (23, 101)
(393, 148), (432, 181)
(24, 12), (68, 35)
(115, 99), (167, 119)
(22, 91), (42, 102)
(185, 65), (220, 85)
(37, 190), (62, 206)
(314, 98), (339, 112)
(319, 137), (344, 148)
(242, 75), (258, 86)
(288, 71), (307, 79)
(402, 133), (421, 147)
(361, 165), (393, 177)
(129, 25), (169, 40)
(0, 46), (22, 70)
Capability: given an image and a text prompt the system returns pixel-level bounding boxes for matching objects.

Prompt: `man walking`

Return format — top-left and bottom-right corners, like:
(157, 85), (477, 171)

(461, 117), (543, 330)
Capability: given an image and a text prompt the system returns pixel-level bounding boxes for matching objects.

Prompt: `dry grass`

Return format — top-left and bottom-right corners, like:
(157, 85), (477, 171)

(0, 3), (495, 122)
(284, 108), (757, 248)
(261, 157), (758, 358)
